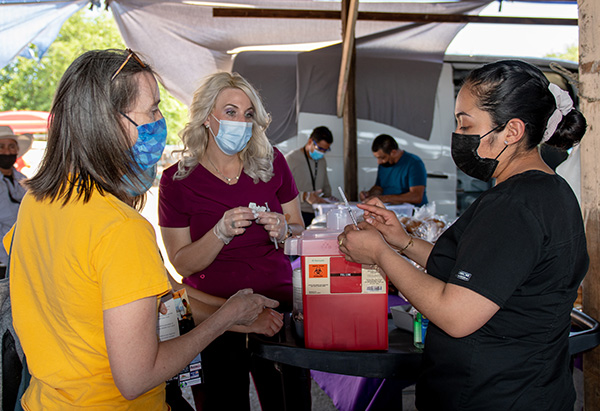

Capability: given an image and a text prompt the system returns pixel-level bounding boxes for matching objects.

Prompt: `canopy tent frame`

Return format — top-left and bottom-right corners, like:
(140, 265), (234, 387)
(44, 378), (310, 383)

(213, 7), (577, 25)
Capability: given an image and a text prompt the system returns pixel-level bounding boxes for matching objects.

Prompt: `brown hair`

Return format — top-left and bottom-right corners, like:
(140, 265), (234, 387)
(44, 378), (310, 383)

(27, 49), (156, 210)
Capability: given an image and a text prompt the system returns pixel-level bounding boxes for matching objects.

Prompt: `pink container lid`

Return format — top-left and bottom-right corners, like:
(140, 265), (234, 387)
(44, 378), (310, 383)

(284, 228), (344, 256)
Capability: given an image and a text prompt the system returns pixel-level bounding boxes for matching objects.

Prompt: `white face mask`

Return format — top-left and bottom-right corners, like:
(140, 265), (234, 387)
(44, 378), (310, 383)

(209, 114), (253, 156)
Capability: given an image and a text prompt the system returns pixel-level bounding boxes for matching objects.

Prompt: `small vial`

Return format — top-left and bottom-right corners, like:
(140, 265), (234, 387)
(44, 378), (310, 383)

(413, 312), (429, 349)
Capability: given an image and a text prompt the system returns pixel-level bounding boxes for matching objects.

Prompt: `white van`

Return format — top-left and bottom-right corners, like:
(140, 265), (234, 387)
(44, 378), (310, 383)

(273, 55), (578, 219)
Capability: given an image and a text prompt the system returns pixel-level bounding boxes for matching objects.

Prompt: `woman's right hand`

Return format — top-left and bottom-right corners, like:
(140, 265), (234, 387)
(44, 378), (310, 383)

(357, 201), (411, 251)
(214, 207), (256, 244)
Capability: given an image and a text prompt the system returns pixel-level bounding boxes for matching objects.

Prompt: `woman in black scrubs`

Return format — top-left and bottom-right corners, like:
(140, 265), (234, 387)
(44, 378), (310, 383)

(338, 60), (588, 411)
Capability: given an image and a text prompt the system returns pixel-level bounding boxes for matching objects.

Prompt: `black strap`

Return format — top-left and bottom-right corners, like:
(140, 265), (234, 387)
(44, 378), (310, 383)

(5, 227), (16, 279)
(302, 148), (317, 192)
(3, 176), (21, 204)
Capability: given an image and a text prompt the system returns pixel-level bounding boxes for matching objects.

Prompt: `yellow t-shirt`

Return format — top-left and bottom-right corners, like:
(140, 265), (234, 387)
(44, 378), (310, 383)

(7, 190), (171, 410)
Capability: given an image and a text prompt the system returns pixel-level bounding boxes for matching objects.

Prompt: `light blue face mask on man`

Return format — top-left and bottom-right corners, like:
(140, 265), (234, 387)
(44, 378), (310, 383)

(310, 149), (324, 161)
(209, 114), (253, 156)
(121, 114), (167, 196)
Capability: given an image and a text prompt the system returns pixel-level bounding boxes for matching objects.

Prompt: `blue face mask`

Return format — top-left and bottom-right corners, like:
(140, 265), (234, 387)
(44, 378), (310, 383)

(121, 114), (167, 196)
(310, 149), (324, 161)
(209, 114), (253, 156)
(123, 164), (158, 197)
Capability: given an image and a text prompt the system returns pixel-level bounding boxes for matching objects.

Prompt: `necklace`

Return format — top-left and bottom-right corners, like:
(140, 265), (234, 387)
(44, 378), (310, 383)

(207, 156), (243, 185)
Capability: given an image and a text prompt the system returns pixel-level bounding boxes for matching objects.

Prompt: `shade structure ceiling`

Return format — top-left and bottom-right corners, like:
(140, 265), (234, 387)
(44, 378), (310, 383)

(110, 0), (489, 141)
(0, 0), (578, 141)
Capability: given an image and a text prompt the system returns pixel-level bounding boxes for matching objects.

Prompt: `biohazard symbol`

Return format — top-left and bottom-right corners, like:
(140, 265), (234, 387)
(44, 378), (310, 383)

(308, 264), (328, 279)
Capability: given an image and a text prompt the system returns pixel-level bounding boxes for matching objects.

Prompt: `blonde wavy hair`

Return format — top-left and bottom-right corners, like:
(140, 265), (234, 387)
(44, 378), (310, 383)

(174, 71), (274, 183)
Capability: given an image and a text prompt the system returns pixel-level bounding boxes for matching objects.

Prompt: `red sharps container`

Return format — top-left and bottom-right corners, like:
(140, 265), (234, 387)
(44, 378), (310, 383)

(285, 207), (388, 351)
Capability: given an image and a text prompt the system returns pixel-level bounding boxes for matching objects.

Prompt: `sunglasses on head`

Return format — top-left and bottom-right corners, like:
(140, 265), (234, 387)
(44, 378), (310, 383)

(111, 49), (146, 82)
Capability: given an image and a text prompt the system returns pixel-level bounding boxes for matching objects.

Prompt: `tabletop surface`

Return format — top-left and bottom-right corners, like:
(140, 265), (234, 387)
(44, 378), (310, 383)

(248, 314), (423, 380)
(249, 308), (600, 382)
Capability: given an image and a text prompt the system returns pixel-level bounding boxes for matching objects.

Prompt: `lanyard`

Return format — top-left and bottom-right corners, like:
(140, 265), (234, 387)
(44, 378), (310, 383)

(302, 148), (317, 191)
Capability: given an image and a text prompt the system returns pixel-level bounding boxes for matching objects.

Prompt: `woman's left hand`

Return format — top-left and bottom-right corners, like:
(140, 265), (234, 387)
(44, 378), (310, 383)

(338, 222), (389, 266)
(256, 211), (287, 241)
(241, 308), (284, 336)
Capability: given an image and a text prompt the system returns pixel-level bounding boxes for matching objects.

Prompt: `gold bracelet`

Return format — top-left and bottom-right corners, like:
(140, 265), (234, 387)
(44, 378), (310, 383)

(399, 237), (414, 254)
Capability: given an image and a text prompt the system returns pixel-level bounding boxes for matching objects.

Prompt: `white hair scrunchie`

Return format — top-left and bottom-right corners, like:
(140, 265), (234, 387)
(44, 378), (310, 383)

(543, 83), (574, 143)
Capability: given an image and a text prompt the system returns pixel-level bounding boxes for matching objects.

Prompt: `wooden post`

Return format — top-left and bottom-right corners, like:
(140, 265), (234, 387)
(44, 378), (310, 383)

(337, 0), (359, 118)
(341, 0), (358, 200)
(578, 1), (600, 409)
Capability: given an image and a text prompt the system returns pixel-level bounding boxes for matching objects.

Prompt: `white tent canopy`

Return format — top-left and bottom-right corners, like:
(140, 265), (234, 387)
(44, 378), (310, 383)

(1, 0), (578, 143)
(109, 0), (487, 141)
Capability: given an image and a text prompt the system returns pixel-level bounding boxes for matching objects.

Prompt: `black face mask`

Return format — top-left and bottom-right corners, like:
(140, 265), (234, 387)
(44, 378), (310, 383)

(451, 125), (508, 183)
(0, 154), (17, 170)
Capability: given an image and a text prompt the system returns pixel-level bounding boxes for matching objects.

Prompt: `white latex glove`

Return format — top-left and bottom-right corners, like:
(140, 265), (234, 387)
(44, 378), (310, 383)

(257, 211), (288, 242)
(213, 217), (234, 245)
(212, 207), (255, 245)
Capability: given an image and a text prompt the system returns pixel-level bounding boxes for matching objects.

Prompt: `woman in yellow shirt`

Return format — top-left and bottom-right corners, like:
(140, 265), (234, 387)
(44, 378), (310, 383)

(8, 49), (282, 410)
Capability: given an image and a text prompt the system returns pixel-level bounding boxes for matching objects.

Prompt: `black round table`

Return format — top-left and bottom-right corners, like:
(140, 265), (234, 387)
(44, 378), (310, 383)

(248, 314), (423, 381)
(248, 309), (600, 411)
(248, 308), (600, 380)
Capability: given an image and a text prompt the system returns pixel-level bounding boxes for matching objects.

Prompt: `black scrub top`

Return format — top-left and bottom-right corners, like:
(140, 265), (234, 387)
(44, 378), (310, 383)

(417, 171), (588, 411)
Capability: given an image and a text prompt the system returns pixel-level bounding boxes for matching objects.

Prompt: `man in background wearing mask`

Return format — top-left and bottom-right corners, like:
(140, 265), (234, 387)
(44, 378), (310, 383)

(360, 134), (428, 206)
(0, 126), (33, 278)
(285, 126), (335, 227)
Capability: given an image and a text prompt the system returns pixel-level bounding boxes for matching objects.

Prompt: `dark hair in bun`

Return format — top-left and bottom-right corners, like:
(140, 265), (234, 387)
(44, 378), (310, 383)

(463, 59), (586, 151)
(545, 109), (587, 150)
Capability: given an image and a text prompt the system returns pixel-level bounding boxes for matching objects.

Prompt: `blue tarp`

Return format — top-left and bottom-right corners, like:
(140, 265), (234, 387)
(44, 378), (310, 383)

(0, 0), (94, 69)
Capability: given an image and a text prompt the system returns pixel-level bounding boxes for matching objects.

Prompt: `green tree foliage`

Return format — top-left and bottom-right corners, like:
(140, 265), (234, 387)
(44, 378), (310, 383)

(546, 44), (578, 63)
(0, 9), (187, 144)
